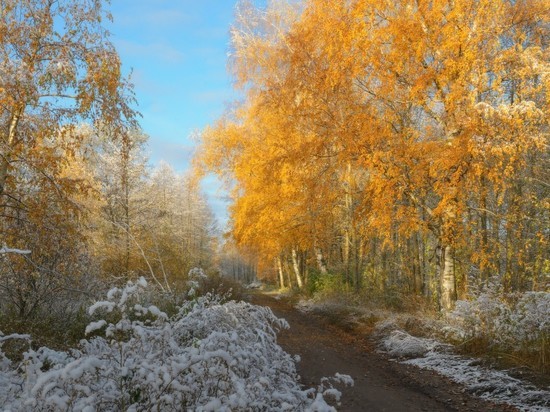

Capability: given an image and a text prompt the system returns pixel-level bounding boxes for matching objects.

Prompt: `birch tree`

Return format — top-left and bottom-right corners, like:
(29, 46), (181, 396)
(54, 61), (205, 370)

(197, 0), (548, 307)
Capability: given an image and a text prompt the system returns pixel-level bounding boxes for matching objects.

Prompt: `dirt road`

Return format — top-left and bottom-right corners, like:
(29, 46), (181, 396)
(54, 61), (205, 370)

(250, 293), (514, 412)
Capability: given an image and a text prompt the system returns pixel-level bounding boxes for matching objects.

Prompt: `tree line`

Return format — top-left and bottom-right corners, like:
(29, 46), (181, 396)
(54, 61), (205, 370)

(198, 0), (549, 310)
(0, 0), (217, 323)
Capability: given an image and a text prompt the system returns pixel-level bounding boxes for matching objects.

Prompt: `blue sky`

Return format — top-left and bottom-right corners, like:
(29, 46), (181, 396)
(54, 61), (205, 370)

(107, 1), (241, 227)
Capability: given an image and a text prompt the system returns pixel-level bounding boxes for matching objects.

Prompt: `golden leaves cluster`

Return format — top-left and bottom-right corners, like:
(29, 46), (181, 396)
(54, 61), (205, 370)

(198, 0), (548, 288)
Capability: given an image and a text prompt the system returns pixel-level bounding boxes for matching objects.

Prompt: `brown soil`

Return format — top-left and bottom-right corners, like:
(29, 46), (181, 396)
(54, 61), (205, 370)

(249, 292), (517, 412)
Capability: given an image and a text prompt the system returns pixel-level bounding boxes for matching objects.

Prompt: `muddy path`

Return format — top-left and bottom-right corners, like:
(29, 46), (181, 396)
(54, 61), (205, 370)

(249, 292), (515, 412)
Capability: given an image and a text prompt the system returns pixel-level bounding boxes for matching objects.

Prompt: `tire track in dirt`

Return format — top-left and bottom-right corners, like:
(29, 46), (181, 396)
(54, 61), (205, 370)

(250, 292), (516, 412)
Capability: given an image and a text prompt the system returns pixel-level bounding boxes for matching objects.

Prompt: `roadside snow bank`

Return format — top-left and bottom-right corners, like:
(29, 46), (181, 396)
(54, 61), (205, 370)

(1, 277), (351, 411)
(377, 328), (550, 412)
(406, 352), (550, 412)
(380, 330), (443, 358)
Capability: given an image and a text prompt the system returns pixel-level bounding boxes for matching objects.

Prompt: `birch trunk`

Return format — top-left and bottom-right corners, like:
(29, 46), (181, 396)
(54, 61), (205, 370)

(343, 229), (350, 282)
(291, 248), (303, 288)
(342, 161), (352, 283)
(440, 244), (456, 311)
(284, 260), (293, 289)
(354, 237), (363, 290)
(0, 107), (23, 195)
(277, 257), (285, 289)
(314, 245), (328, 275)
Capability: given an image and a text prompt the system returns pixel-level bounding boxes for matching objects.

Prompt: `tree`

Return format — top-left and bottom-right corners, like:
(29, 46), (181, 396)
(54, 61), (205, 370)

(0, 0), (136, 319)
(142, 162), (217, 286)
(86, 125), (149, 278)
(198, 0), (549, 309)
(0, 0), (135, 225)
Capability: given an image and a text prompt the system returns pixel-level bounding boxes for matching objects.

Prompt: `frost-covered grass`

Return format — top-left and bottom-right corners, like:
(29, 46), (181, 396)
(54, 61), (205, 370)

(405, 352), (550, 412)
(364, 283), (550, 373)
(449, 285), (549, 372)
(373, 305), (550, 412)
(0, 275), (351, 411)
(379, 330), (443, 358)
(376, 328), (550, 411)
(372, 288), (550, 410)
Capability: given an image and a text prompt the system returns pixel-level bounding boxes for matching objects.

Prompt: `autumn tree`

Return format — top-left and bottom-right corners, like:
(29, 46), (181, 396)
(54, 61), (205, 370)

(139, 162), (217, 288)
(0, 0), (135, 196)
(0, 0), (136, 245)
(0, 0), (136, 319)
(348, 0), (549, 308)
(198, 0), (548, 310)
(0, 124), (100, 320)
(83, 125), (147, 278)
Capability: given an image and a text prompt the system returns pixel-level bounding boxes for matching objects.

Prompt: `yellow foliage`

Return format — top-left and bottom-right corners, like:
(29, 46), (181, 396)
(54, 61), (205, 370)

(197, 0), (549, 294)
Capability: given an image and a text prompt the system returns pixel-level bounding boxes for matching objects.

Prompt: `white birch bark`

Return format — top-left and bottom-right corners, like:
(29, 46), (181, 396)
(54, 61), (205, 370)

(276, 256), (285, 289)
(291, 248), (303, 288)
(440, 244), (456, 311)
(314, 246), (328, 275)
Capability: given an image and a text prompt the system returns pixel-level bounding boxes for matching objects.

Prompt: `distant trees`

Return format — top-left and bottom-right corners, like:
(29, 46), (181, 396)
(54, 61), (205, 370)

(0, 0), (217, 322)
(82, 126), (218, 289)
(198, 0), (549, 310)
(86, 125), (149, 278)
(137, 161), (217, 288)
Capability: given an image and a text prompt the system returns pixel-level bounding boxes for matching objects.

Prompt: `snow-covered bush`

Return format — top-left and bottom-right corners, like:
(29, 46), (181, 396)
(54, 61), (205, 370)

(450, 283), (510, 343)
(450, 282), (549, 366)
(187, 268), (245, 302)
(187, 267), (208, 296)
(1, 277), (351, 411)
(509, 292), (550, 345)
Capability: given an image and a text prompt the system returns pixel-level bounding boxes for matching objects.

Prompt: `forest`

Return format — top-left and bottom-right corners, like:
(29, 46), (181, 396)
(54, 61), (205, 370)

(200, 0), (549, 311)
(0, 0), (548, 410)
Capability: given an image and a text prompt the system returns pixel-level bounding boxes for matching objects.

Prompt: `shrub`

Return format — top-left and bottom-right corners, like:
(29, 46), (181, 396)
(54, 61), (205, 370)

(1, 276), (351, 411)
(450, 280), (549, 371)
(189, 269), (245, 301)
(306, 271), (347, 298)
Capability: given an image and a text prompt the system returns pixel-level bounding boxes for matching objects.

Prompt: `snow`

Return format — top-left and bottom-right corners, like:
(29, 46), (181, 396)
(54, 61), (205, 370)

(246, 280), (263, 289)
(0, 245), (31, 255)
(84, 320), (106, 335)
(87, 300), (115, 315)
(406, 352), (550, 412)
(380, 330), (443, 358)
(307, 393), (337, 412)
(334, 373), (354, 387)
(378, 328), (550, 411)
(0, 333), (31, 342)
(0, 274), (352, 411)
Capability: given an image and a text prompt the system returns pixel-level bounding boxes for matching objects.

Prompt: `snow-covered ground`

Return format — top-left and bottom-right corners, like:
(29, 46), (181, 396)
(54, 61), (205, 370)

(0, 276), (351, 411)
(378, 326), (550, 412)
